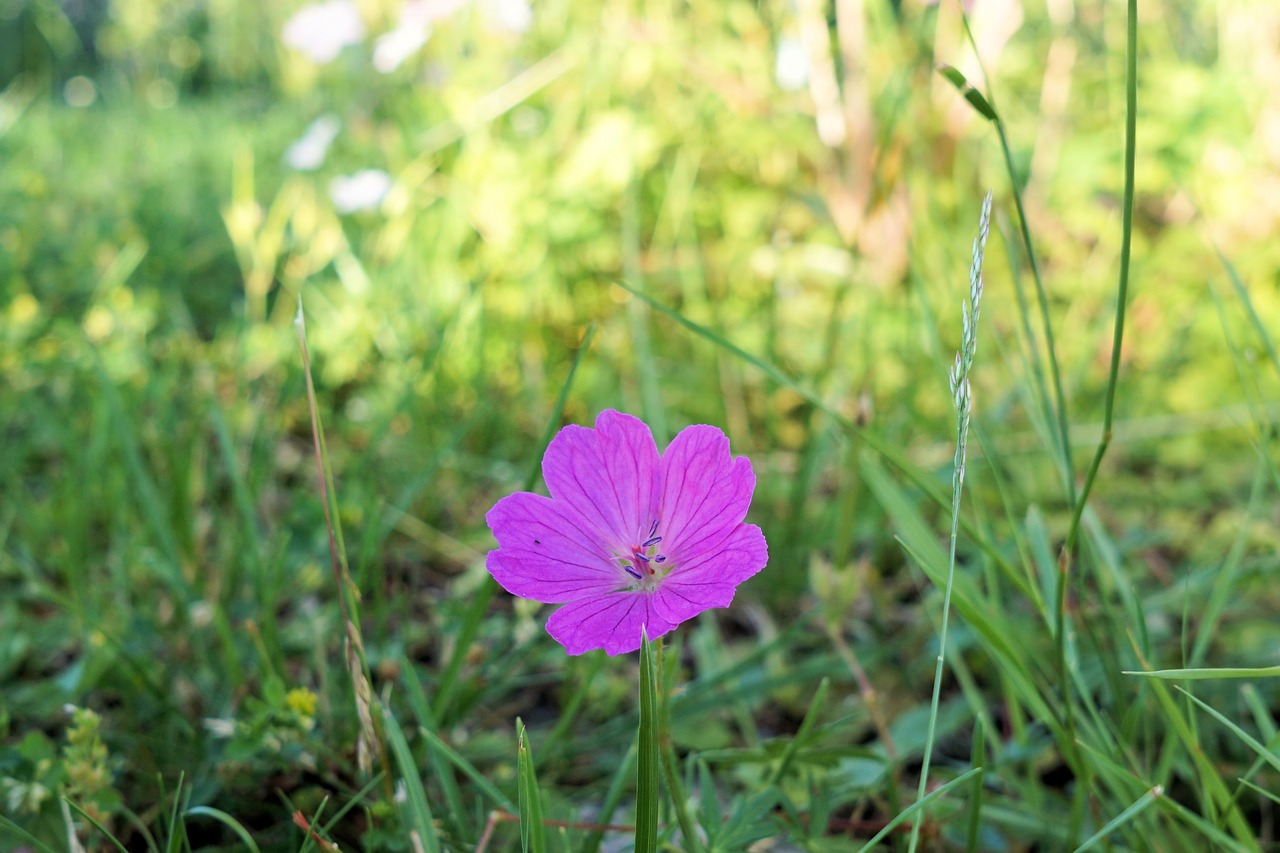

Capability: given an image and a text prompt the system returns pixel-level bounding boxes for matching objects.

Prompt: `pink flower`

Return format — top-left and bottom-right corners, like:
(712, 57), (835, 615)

(486, 410), (768, 656)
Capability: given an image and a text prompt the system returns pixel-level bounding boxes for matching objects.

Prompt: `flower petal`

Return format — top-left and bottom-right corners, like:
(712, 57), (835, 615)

(653, 523), (767, 624)
(659, 423), (756, 562)
(486, 492), (620, 603)
(545, 592), (675, 656)
(541, 410), (662, 548)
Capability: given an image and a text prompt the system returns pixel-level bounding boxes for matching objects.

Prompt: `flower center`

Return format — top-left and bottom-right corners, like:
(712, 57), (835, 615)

(618, 519), (669, 585)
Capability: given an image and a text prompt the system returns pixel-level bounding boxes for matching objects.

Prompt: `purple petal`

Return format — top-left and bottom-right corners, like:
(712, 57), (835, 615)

(486, 492), (620, 603)
(545, 592), (676, 656)
(659, 424), (757, 562)
(541, 410), (662, 548)
(653, 523), (767, 624)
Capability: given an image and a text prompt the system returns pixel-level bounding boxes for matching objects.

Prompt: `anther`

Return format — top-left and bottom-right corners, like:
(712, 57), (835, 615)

(634, 553), (650, 563)
(624, 566), (642, 579)
(642, 536), (662, 548)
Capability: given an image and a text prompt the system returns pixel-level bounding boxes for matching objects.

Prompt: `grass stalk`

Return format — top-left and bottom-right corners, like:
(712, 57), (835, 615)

(1064, 0), (1138, 552)
(908, 190), (991, 853)
(654, 637), (701, 852)
(294, 299), (388, 787)
(954, 14), (1076, 507)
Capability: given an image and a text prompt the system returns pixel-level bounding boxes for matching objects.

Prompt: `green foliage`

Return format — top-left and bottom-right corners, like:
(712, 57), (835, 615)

(3, 0), (1280, 850)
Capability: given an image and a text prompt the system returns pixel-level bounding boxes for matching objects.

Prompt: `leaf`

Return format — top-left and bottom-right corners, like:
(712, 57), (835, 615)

(517, 720), (547, 853)
(1123, 665), (1280, 681)
(383, 705), (441, 853)
(1071, 785), (1163, 853)
(185, 807), (262, 853)
(935, 64), (999, 122)
(635, 630), (660, 853)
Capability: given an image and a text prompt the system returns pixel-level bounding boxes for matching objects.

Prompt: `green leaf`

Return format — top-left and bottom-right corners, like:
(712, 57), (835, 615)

(635, 630), (660, 853)
(1123, 665), (1280, 681)
(1178, 687), (1280, 777)
(184, 806), (262, 853)
(1071, 785), (1163, 853)
(935, 64), (998, 122)
(768, 677), (829, 785)
(0, 815), (57, 853)
(855, 768), (983, 853)
(383, 705), (441, 853)
(64, 797), (130, 853)
(517, 720), (547, 853)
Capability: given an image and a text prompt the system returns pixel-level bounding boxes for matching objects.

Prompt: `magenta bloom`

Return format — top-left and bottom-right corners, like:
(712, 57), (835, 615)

(485, 410), (768, 656)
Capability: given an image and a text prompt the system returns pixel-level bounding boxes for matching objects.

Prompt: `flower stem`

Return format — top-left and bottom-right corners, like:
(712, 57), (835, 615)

(654, 637), (701, 852)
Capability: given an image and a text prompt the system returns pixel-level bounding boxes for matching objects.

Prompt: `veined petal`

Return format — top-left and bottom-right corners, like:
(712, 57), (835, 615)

(486, 492), (620, 603)
(659, 423), (756, 561)
(541, 410), (662, 547)
(545, 592), (675, 656)
(652, 523), (767, 624)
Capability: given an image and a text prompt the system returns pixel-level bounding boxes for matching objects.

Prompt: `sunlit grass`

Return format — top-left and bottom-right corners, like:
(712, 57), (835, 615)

(3, 0), (1280, 850)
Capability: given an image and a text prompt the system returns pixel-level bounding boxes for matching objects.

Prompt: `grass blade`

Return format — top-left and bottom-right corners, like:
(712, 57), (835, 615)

(0, 815), (58, 853)
(935, 64), (997, 122)
(63, 798), (129, 853)
(1177, 687), (1280, 776)
(517, 720), (548, 853)
(768, 677), (830, 786)
(856, 768), (982, 853)
(184, 806), (261, 853)
(1070, 785), (1163, 853)
(635, 630), (660, 853)
(382, 704), (442, 853)
(1124, 665), (1280, 680)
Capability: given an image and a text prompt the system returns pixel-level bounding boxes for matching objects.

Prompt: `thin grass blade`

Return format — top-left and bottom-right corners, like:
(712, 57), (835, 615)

(517, 720), (548, 853)
(383, 704), (442, 853)
(635, 630), (660, 853)
(1124, 666), (1280, 681)
(184, 807), (262, 853)
(1070, 786), (1163, 853)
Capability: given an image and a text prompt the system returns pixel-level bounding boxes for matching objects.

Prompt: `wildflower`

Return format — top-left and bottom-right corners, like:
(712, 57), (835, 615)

(373, 0), (475, 71)
(282, 1), (365, 64)
(329, 169), (392, 213)
(774, 35), (808, 91)
(483, 0), (533, 33)
(486, 410), (768, 655)
(284, 114), (341, 171)
(373, 22), (431, 73)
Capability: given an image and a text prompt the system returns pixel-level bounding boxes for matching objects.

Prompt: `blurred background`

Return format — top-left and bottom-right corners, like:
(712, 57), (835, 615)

(3, 0), (1280, 848)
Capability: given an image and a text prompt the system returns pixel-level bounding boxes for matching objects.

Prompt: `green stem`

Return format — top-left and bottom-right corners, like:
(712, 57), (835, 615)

(1064, 0), (1137, 555)
(906, 412), (967, 853)
(957, 13), (1076, 508)
(654, 637), (701, 852)
(994, 119), (1077, 507)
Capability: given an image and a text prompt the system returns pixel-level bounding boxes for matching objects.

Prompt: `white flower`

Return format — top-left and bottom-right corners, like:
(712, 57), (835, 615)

(329, 169), (393, 213)
(484, 0), (532, 33)
(285, 114), (342, 170)
(775, 36), (808, 91)
(418, 0), (472, 23)
(374, 23), (431, 73)
(282, 0), (366, 64)
(373, 0), (473, 73)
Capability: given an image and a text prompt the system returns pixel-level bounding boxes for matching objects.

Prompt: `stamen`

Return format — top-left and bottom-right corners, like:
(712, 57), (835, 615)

(624, 566), (642, 579)
(648, 519), (659, 537)
(655, 555), (666, 563)
(634, 553), (650, 563)
(642, 536), (662, 547)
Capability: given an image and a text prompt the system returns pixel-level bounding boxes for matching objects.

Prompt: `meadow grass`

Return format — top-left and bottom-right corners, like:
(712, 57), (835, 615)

(3, 0), (1280, 850)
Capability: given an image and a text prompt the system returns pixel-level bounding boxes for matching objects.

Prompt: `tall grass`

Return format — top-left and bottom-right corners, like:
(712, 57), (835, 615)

(3, 0), (1279, 850)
